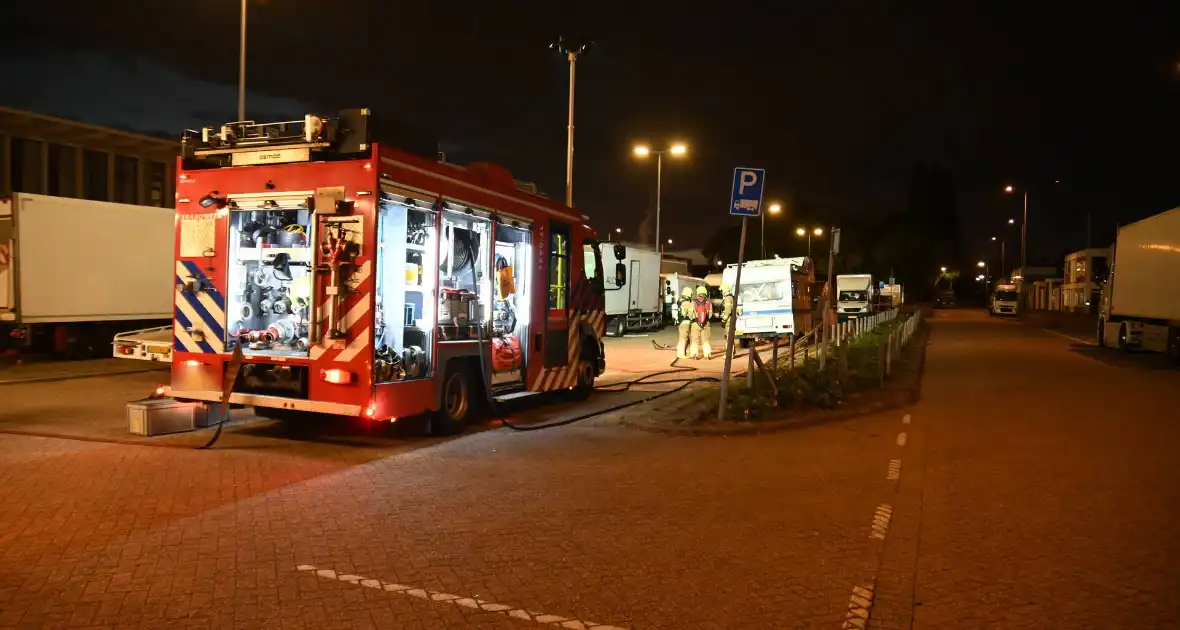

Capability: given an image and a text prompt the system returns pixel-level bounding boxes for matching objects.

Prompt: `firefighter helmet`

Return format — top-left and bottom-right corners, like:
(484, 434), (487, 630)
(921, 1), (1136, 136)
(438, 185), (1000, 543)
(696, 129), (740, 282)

(695, 285), (709, 297)
(681, 287), (694, 299)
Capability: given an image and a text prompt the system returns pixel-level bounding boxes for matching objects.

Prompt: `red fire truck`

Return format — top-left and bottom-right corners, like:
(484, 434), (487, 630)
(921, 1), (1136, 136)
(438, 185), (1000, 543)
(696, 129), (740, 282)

(167, 109), (615, 434)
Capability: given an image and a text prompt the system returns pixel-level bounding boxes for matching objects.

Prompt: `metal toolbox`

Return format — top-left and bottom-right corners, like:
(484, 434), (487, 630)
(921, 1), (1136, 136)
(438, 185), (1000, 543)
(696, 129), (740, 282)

(127, 399), (209, 436)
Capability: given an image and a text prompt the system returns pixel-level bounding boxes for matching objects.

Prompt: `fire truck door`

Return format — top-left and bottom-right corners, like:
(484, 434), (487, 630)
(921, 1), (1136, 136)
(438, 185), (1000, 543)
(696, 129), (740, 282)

(544, 221), (570, 368)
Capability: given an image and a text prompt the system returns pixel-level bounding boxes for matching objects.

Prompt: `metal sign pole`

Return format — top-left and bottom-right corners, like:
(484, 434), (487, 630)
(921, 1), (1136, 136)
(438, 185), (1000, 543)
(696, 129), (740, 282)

(718, 217), (748, 420)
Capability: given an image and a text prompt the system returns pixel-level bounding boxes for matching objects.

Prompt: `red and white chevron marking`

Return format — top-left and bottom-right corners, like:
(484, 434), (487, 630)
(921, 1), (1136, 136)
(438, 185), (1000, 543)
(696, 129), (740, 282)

(310, 261), (373, 363)
(532, 308), (605, 392)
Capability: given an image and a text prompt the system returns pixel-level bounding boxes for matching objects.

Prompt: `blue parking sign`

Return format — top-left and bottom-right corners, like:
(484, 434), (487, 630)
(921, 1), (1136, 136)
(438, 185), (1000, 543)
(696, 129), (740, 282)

(729, 167), (766, 217)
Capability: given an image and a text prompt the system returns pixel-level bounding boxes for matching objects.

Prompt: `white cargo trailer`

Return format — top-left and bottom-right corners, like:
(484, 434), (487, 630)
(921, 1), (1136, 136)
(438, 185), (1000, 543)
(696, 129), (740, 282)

(0, 193), (174, 356)
(601, 241), (662, 336)
(1098, 206), (1180, 363)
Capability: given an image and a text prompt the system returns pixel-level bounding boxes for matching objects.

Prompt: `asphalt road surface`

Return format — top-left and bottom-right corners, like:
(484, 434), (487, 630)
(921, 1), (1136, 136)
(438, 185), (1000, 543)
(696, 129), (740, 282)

(1, 311), (1177, 628)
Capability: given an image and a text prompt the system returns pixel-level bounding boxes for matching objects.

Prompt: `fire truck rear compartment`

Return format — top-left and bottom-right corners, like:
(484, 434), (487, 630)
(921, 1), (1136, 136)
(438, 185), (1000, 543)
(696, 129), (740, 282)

(233, 362), (310, 399)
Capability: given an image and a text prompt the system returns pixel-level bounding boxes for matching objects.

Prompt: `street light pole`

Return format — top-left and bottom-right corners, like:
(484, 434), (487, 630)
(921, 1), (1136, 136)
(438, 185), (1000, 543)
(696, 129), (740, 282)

(564, 51), (577, 207)
(655, 151), (663, 254)
(552, 37), (591, 208)
(1021, 190), (1028, 273)
(633, 143), (686, 254)
(238, 0), (247, 121)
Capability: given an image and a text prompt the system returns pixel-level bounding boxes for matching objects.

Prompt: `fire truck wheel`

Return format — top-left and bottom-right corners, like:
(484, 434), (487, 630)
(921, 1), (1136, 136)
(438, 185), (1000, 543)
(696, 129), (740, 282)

(432, 365), (474, 435)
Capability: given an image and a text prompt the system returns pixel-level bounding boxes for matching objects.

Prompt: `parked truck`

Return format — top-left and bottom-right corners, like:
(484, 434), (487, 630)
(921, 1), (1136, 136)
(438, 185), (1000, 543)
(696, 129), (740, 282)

(660, 272), (708, 324)
(602, 241), (662, 335)
(1098, 206), (1180, 363)
(878, 283), (904, 309)
(836, 274), (875, 322)
(1, 193), (174, 357)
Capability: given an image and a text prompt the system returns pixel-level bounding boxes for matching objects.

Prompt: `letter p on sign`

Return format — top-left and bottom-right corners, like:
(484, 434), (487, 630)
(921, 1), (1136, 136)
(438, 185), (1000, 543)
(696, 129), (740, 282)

(738, 171), (758, 194)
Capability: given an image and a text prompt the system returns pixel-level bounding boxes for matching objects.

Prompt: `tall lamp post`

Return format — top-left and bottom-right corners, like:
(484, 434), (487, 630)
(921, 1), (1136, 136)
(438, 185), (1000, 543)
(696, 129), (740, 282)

(1004, 185), (1028, 276)
(551, 36), (592, 207)
(238, 0), (247, 121)
(632, 142), (687, 255)
(762, 203), (782, 258)
(795, 226), (824, 257)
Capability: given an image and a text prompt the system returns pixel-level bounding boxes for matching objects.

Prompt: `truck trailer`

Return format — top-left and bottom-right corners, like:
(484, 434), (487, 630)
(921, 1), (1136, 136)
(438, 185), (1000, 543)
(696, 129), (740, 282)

(146, 110), (610, 434)
(601, 241), (661, 335)
(1098, 206), (1180, 363)
(1, 194), (173, 356)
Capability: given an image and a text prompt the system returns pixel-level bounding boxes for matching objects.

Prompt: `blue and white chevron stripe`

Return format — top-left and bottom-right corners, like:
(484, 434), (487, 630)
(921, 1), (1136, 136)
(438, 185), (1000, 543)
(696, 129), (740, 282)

(174, 260), (226, 353)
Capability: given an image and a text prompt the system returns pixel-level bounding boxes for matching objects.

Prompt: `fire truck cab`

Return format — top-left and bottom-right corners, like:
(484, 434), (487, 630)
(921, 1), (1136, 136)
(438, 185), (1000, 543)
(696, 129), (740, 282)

(168, 109), (611, 434)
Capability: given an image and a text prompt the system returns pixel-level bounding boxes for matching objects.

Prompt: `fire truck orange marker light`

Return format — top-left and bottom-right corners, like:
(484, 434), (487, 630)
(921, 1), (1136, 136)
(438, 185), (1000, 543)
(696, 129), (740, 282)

(364, 406), (376, 419)
(184, 359), (203, 367)
(320, 369), (353, 385)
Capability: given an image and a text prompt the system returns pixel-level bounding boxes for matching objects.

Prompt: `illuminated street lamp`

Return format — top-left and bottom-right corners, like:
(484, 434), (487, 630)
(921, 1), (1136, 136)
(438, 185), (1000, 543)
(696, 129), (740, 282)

(978, 260), (989, 285)
(632, 142), (688, 254)
(794, 226), (824, 257)
(762, 202), (782, 258)
(940, 266), (948, 273)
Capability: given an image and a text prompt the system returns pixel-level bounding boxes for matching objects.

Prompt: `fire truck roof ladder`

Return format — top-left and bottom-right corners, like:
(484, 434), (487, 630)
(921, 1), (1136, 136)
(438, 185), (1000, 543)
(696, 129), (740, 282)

(181, 108), (371, 167)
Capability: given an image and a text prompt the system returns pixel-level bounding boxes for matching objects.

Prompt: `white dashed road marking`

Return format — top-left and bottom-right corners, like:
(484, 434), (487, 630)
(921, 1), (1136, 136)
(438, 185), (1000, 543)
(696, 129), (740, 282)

(296, 565), (627, 629)
(886, 459), (901, 481)
(841, 583), (874, 629)
(896, 432), (908, 446)
(870, 504), (893, 540)
(902, 413), (911, 424)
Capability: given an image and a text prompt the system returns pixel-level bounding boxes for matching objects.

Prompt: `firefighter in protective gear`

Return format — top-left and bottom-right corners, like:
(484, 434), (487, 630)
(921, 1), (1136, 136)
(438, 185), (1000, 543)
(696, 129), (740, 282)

(676, 287), (694, 359)
(689, 285), (713, 359)
(720, 283), (735, 340)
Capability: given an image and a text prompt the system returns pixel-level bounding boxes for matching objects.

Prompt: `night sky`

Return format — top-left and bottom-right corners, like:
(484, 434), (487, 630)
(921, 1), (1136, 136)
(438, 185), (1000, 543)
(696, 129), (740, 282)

(4, 1), (1180, 266)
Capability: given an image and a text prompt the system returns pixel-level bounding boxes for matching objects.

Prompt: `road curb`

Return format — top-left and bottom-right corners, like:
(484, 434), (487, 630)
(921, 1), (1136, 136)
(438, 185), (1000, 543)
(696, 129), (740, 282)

(0, 367), (167, 386)
(622, 323), (931, 437)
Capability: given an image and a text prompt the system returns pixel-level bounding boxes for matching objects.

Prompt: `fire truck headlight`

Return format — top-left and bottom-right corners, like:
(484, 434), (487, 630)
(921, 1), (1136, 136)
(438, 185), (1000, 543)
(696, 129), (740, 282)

(320, 369), (354, 385)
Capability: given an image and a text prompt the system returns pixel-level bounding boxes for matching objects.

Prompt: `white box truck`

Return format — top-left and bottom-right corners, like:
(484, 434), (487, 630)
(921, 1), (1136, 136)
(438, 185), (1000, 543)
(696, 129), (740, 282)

(0, 193), (174, 357)
(1098, 206), (1180, 363)
(836, 274), (875, 322)
(601, 241), (662, 336)
(722, 257), (811, 338)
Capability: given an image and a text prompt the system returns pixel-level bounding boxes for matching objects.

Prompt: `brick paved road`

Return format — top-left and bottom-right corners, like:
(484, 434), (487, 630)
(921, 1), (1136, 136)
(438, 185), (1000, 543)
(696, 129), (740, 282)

(869, 308), (1180, 629)
(6, 308), (1175, 628)
(0, 349), (905, 628)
